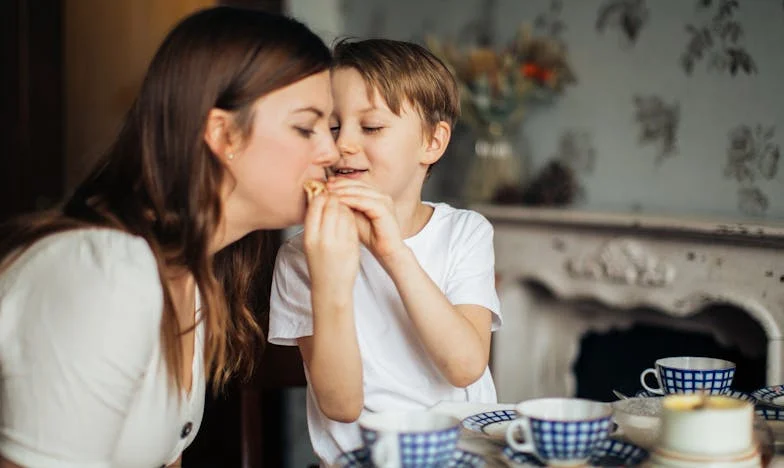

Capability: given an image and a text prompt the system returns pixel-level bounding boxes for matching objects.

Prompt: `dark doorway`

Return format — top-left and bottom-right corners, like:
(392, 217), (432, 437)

(574, 308), (767, 402)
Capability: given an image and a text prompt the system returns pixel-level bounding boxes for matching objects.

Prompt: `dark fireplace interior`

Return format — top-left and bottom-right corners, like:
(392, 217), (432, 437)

(573, 305), (768, 402)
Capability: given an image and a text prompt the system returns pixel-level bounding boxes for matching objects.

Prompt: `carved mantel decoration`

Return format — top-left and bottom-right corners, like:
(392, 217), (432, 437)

(475, 205), (784, 403)
(566, 239), (676, 287)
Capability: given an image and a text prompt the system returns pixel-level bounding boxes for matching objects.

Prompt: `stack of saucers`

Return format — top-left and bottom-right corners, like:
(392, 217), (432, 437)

(645, 394), (761, 467)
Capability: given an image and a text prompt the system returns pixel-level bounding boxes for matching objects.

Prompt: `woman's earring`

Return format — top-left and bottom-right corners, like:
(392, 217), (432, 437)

(227, 152), (235, 161)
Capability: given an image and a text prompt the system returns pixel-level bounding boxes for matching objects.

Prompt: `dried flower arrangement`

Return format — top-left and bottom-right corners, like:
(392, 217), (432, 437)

(426, 24), (576, 140)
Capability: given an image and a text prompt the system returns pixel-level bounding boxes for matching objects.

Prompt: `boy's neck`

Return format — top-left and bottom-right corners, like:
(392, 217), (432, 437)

(395, 197), (434, 239)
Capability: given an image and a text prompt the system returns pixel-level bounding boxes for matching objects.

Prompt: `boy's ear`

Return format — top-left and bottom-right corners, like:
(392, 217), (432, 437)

(204, 108), (242, 163)
(421, 121), (451, 165)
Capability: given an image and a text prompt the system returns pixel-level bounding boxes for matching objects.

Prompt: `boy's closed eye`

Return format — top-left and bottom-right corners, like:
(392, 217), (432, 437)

(328, 116), (340, 139)
(361, 126), (383, 134)
(327, 124), (385, 138)
(329, 125), (340, 139)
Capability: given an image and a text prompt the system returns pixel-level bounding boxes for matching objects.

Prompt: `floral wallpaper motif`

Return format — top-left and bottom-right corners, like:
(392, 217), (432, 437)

(595, 0), (650, 44)
(535, 0), (566, 38)
(555, 129), (597, 175)
(553, 129), (597, 203)
(633, 95), (680, 165)
(737, 187), (769, 216)
(681, 0), (757, 75)
(724, 124), (780, 215)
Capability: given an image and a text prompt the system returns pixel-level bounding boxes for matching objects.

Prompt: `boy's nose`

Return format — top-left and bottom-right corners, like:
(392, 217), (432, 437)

(335, 128), (361, 155)
(338, 138), (360, 155)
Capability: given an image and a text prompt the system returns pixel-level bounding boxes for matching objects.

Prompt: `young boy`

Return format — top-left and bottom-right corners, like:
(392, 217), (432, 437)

(268, 38), (502, 466)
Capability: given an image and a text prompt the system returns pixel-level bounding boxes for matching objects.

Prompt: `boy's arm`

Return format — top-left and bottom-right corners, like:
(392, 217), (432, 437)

(383, 247), (493, 388)
(298, 194), (364, 423)
(297, 290), (363, 423)
(328, 179), (494, 387)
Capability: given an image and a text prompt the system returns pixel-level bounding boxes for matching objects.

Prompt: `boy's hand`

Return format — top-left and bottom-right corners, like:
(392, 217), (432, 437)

(303, 192), (360, 299)
(326, 178), (406, 263)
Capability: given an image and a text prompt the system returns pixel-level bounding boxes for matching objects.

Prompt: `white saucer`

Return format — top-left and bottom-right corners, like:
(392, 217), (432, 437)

(645, 445), (761, 468)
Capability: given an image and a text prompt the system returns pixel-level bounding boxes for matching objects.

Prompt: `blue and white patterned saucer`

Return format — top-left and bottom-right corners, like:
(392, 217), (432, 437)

(751, 385), (784, 407)
(634, 388), (784, 421)
(461, 409), (517, 440)
(335, 447), (485, 468)
(756, 405), (784, 421)
(634, 388), (757, 403)
(503, 439), (649, 467)
(502, 438), (649, 467)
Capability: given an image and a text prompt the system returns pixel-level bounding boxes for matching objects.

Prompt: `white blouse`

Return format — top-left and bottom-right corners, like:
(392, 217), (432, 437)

(0, 229), (205, 468)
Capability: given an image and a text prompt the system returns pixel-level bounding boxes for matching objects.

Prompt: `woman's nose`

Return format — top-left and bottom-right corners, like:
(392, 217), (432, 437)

(314, 135), (340, 167)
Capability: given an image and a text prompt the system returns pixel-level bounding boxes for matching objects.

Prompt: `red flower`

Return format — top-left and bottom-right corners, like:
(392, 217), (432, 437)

(521, 63), (555, 84)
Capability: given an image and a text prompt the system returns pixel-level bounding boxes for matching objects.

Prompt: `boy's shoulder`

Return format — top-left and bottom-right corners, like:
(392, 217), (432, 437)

(277, 229), (307, 258)
(427, 202), (493, 233)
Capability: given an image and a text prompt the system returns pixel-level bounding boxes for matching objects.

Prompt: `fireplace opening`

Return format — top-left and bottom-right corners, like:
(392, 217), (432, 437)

(573, 305), (767, 401)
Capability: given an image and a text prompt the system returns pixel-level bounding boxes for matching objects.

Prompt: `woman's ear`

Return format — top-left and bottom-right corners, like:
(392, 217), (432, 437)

(204, 108), (241, 163)
(421, 121), (452, 165)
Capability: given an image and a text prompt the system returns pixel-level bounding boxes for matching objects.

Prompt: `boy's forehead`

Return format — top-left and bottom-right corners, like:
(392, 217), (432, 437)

(332, 66), (420, 119)
(363, 86), (388, 110)
(334, 69), (381, 104)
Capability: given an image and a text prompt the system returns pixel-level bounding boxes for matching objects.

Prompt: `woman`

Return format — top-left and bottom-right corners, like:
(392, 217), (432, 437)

(0, 7), (358, 468)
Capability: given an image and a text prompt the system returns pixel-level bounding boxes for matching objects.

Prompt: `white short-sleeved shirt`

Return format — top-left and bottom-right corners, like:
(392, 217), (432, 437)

(268, 203), (502, 465)
(0, 229), (205, 468)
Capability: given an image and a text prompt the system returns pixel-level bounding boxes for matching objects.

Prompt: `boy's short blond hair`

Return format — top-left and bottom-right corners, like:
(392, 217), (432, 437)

(332, 38), (460, 141)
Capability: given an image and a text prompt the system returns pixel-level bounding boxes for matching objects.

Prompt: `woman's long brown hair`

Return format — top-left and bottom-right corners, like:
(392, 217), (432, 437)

(0, 7), (332, 393)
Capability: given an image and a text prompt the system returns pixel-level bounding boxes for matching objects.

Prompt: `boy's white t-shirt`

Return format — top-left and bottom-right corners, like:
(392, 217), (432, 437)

(268, 203), (502, 465)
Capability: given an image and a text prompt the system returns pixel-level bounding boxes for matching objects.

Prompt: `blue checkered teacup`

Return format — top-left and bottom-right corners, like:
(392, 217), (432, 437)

(640, 356), (735, 395)
(504, 398), (613, 467)
(358, 411), (461, 468)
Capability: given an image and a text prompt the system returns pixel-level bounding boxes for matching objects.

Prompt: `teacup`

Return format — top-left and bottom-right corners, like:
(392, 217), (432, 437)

(358, 411), (460, 468)
(505, 398), (613, 467)
(640, 356), (735, 395)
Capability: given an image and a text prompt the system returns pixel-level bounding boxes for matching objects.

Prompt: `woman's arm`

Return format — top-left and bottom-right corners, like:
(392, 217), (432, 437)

(0, 231), (161, 466)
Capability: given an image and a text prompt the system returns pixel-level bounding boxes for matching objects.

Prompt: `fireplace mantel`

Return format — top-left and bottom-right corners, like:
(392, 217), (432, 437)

(475, 205), (784, 402)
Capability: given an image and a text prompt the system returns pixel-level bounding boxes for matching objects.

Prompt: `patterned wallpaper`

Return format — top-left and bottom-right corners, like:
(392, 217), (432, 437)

(294, 0), (784, 220)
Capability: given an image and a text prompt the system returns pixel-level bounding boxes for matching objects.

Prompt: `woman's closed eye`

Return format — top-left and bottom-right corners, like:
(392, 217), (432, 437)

(361, 126), (383, 134)
(294, 126), (316, 138)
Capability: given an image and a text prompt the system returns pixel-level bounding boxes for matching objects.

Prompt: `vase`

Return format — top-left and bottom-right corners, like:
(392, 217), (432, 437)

(463, 135), (525, 204)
